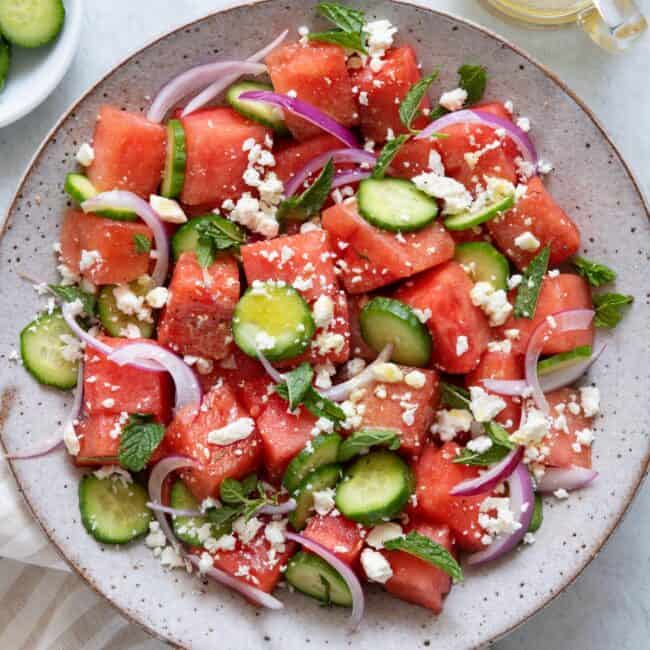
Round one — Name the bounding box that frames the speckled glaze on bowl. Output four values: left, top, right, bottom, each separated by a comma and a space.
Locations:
0, 1, 648, 648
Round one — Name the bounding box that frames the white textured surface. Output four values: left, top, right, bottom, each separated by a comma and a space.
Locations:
0, 1, 647, 649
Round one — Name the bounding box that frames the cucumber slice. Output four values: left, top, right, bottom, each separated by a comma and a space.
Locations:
161, 119, 186, 199
359, 297, 432, 367
0, 37, 10, 93
537, 345, 592, 376
444, 194, 514, 231
171, 213, 244, 261
454, 242, 510, 290
227, 81, 288, 133
78, 475, 152, 545
97, 280, 155, 339
170, 480, 232, 546
289, 464, 342, 531
64, 173, 137, 221
285, 551, 352, 606
20, 308, 79, 389
0, 0, 64, 48
283, 434, 342, 494
233, 282, 316, 362
335, 450, 412, 525
357, 178, 438, 232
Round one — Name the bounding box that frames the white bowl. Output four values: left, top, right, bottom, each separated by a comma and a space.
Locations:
0, 0, 82, 128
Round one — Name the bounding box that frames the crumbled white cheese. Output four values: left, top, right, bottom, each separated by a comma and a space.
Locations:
150, 195, 187, 224
363, 19, 397, 71
439, 88, 468, 112
207, 417, 255, 445
412, 172, 472, 215
62, 421, 80, 456
487, 339, 512, 354
479, 497, 521, 538
455, 335, 469, 357
431, 409, 473, 441
213, 534, 237, 551
579, 386, 600, 417
467, 435, 493, 454
427, 149, 445, 176
553, 488, 569, 500
469, 386, 506, 422
59, 334, 83, 362
232, 515, 263, 544
146, 286, 169, 309
470, 281, 513, 326
160, 546, 185, 569
507, 274, 523, 290
112, 285, 152, 322
510, 408, 550, 446
145, 521, 167, 549
372, 362, 404, 383
198, 551, 214, 574
76, 143, 95, 167
365, 523, 403, 549
514, 231, 540, 252
361, 548, 393, 583
312, 294, 335, 329
537, 159, 554, 175
404, 370, 426, 389
79, 249, 102, 272
120, 323, 141, 339
313, 331, 345, 356
516, 116, 531, 132
575, 427, 594, 447
314, 362, 336, 389
312, 488, 336, 516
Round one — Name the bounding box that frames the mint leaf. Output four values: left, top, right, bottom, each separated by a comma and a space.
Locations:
316, 2, 365, 33
457, 64, 487, 105
278, 158, 335, 222
371, 135, 410, 180
440, 382, 471, 409
276, 380, 345, 425
206, 504, 243, 527
194, 216, 246, 267
241, 473, 259, 497
593, 292, 633, 328
399, 70, 439, 131
384, 531, 464, 582
453, 444, 511, 467
513, 245, 551, 319
220, 477, 248, 505
118, 414, 165, 472
338, 428, 400, 462
572, 256, 616, 287
133, 233, 152, 254
483, 421, 515, 450
48, 284, 96, 317
528, 493, 543, 533
308, 29, 366, 53
279, 363, 314, 410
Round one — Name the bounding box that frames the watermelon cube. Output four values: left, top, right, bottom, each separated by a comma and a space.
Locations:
87, 105, 166, 198
389, 138, 439, 180
303, 514, 365, 567
273, 134, 344, 186
266, 42, 359, 141
180, 107, 271, 206
60, 210, 153, 285
157, 251, 240, 360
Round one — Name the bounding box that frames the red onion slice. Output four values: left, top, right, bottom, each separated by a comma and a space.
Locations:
321, 345, 393, 402
524, 309, 595, 414
536, 466, 598, 493
147, 60, 267, 123
480, 378, 528, 396
416, 109, 537, 166
187, 554, 284, 610
284, 149, 376, 197
82, 191, 169, 287
450, 446, 524, 497
285, 531, 365, 632
330, 170, 372, 190
239, 90, 359, 148
467, 463, 534, 566
255, 350, 286, 384
256, 498, 296, 516
146, 502, 202, 518
108, 342, 202, 413
181, 30, 289, 117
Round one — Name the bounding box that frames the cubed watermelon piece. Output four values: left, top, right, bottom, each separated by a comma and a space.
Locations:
303, 514, 365, 567
381, 520, 454, 613
87, 106, 166, 198
486, 177, 581, 270
83, 336, 173, 423
465, 349, 524, 432
347, 294, 376, 360
497, 274, 594, 356
255, 393, 317, 481
180, 107, 270, 206
412, 443, 487, 552
266, 42, 358, 141
389, 138, 439, 180
157, 251, 240, 360
273, 134, 344, 185
60, 210, 152, 285
542, 388, 593, 469
350, 46, 430, 143
322, 200, 455, 293
434, 122, 519, 193
166, 383, 262, 501
395, 261, 491, 374
353, 366, 440, 457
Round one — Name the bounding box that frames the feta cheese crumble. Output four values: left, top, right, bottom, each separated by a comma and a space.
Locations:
365, 522, 403, 549
455, 335, 469, 357
431, 409, 473, 441
470, 281, 513, 326
439, 87, 468, 112
469, 386, 506, 422
207, 417, 255, 445
579, 386, 600, 417
514, 231, 541, 252
361, 548, 393, 583
76, 143, 95, 167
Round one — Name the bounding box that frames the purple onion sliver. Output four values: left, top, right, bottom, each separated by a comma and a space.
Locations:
330, 170, 372, 190
536, 466, 598, 494
146, 502, 202, 518
538, 342, 606, 393
450, 446, 524, 497
239, 90, 359, 148
256, 498, 297, 516
480, 378, 528, 396
256, 349, 286, 384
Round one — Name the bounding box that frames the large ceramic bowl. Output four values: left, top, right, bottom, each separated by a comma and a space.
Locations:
1, 1, 648, 648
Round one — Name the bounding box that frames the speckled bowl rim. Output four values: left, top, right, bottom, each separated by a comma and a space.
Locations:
1, 1, 648, 648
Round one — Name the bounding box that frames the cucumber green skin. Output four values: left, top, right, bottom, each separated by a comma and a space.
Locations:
171, 214, 242, 261
285, 551, 352, 606
97, 282, 155, 339
283, 434, 342, 494
454, 242, 510, 291
444, 194, 514, 231
528, 493, 543, 533
335, 450, 413, 525
170, 480, 232, 546
0, 37, 10, 93
161, 119, 187, 199
64, 173, 137, 221
359, 296, 432, 367
232, 283, 316, 363
289, 464, 342, 531
537, 345, 592, 376
0, 0, 65, 48
20, 308, 78, 390
227, 81, 289, 133
357, 178, 438, 233
79, 475, 152, 545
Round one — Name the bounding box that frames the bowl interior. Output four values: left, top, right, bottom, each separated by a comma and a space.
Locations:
0, 1, 648, 649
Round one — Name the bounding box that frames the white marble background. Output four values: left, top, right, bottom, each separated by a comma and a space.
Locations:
0, 1, 648, 648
